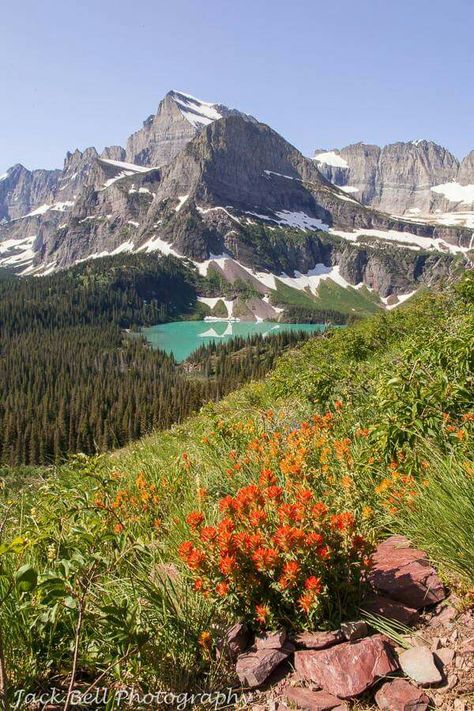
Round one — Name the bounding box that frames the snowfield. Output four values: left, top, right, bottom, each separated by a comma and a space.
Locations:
314, 151, 348, 168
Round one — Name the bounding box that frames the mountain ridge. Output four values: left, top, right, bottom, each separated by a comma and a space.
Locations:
0, 91, 471, 314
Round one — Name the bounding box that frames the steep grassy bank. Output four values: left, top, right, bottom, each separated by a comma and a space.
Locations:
0, 273, 472, 698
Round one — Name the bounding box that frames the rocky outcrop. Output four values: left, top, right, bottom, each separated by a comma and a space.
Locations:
315, 141, 474, 215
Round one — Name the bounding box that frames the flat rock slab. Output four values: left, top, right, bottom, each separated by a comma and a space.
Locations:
399, 646, 443, 685
294, 630, 345, 650
284, 687, 348, 710
375, 678, 430, 710
369, 535, 446, 609
361, 595, 420, 626
294, 633, 399, 698
236, 647, 289, 688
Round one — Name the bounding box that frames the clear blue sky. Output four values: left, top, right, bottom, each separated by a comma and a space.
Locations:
1, 0, 473, 173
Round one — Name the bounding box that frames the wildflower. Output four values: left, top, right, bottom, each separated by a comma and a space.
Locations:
311, 502, 328, 519
113, 523, 124, 534
186, 511, 205, 530
198, 631, 212, 651
216, 581, 230, 597
330, 512, 355, 531
298, 590, 316, 614
278, 560, 300, 589
197, 487, 208, 500
259, 468, 276, 485
253, 547, 279, 571
255, 604, 270, 624
304, 576, 322, 593
334, 400, 343, 410
249, 509, 267, 527
265, 485, 283, 501
200, 526, 218, 543
362, 505, 373, 519
305, 532, 324, 548
219, 554, 237, 576
194, 578, 205, 592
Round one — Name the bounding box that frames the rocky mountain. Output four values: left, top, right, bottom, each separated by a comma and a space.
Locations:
126, 90, 256, 167
0, 91, 472, 316
314, 141, 474, 220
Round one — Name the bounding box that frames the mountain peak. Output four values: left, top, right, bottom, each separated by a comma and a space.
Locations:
166, 90, 225, 128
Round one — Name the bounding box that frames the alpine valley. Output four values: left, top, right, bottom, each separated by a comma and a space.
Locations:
1, 90, 472, 320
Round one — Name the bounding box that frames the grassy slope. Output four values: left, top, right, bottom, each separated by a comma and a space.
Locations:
1, 274, 472, 694
272, 277, 382, 317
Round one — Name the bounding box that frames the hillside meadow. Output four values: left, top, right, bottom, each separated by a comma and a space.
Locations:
0, 272, 472, 702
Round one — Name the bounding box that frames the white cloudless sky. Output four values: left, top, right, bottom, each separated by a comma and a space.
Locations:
1, 0, 473, 172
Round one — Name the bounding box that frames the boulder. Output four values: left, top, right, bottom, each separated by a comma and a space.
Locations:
219, 622, 251, 660
369, 535, 446, 609
398, 646, 443, 685
375, 678, 430, 710
284, 687, 348, 710
293, 630, 345, 650
236, 648, 289, 688
361, 596, 420, 626
294, 634, 399, 698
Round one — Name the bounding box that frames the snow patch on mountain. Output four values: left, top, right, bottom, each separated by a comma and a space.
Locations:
99, 158, 151, 189
329, 226, 468, 254
0, 234, 36, 268
431, 182, 474, 205
244, 209, 329, 232
170, 91, 223, 129
175, 195, 190, 212
314, 151, 348, 168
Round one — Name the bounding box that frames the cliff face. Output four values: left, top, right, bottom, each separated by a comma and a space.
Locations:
0, 164, 61, 221
315, 141, 474, 216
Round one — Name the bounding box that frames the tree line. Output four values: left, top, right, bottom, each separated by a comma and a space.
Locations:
0, 254, 314, 466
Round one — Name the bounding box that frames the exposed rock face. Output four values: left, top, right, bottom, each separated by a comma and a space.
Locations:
125, 90, 255, 167
0, 164, 61, 221
315, 140, 474, 215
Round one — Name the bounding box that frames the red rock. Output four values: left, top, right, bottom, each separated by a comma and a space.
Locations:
294, 634, 399, 698
219, 621, 251, 660
369, 535, 446, 609
375, 678, 430, 710
284, 687, 348, 710
255, 629, 287, 649
294, 630, 345, 650
236, 648, 289, 688
361, 596, 420, 626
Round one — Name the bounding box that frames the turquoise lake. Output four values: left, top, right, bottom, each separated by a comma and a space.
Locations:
143, 321, 327, 362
